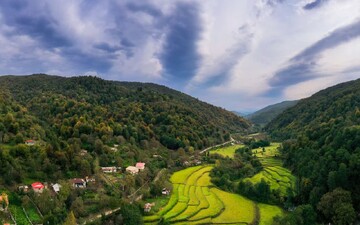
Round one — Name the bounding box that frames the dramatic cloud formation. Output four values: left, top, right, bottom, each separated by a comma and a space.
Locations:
268, 19, 360, 96
303, 0, 329, 10
0, 0, 359, 111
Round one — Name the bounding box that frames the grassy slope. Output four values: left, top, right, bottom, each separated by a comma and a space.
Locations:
258, 203, 284, 225
145, 164, 284, 224
210, 144, 244, 158
245, 143, 296, 196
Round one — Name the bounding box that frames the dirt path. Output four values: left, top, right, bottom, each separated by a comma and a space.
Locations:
81, 207, 121, 224
199, 135, 235, 154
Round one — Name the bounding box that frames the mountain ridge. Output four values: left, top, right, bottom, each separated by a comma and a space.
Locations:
247, 100, 299, 126
265, 77, 360, 224
0, 74, 250, 150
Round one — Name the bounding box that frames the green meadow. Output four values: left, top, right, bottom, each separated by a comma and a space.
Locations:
209, 144, 244, 158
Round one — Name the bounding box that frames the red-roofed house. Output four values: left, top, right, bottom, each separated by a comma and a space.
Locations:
25, 140, 35, 146
31, 182, 44, 193
135, 162, 145, 170
72, 178, 86, 188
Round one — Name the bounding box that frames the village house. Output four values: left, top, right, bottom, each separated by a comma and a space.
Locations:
85, 176, 96, 183
25, 140, 35, 146
101, 166, 117, 173
162, 188, 170, 195
126, 166, 139, 175
135, 162, 145, 170
72, 178, 86, 188
18, 185, 29, 193
51, 183, 62, 193
144, 203, 155, 212
31, 182, 44, 193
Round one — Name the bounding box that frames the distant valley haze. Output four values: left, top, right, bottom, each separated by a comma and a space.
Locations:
0, 0, 359, 111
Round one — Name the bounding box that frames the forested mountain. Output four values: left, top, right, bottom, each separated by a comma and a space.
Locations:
247, 100, 298, 126
0, 74, 250, 223
266, 78, 360, 224
0, 74, 249, 151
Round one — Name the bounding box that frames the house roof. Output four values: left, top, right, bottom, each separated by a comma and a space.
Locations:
126, 166, 139, 172
52, 183, 61, 188
31, 182, 44, 189
25, 140, 35, 143
52, 183, 61, 192
136, 162, 145, 168
72, 178, 85, 184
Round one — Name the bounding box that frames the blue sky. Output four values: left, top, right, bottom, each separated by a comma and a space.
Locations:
0, 0, 359, 111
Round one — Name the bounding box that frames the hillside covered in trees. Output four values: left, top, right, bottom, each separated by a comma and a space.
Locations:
1, 74, 249, 149
0, 74, 250, 224
247, 100, 298, 127
266, 78, 360, 224
0, 74, 249, 180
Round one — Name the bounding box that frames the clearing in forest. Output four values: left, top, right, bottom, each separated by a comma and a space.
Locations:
144, 165, 284, 224
209, 144, 244, 158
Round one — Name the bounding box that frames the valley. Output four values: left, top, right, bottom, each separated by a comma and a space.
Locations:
1, 75, 360, 225
143, 142, 291, 224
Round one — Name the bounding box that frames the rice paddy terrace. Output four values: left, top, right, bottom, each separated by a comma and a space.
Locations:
245, 143, 296, 196
144, 165, 283, 225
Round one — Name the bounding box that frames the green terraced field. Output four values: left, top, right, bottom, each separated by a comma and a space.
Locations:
245, 143, 296, 196
145, 165, 284, 224
210, 144, 244, 158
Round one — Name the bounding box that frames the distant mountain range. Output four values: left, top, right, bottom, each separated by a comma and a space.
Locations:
246, 100, 299, 126
232, 111, 254, 117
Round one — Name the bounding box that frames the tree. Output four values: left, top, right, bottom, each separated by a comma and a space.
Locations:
333, 203, 356, 225
272, 204, 316, 225
255, 179, 271, 202
120, 203, 143, 225
295, 204, 316, 225
63, 211, 77, 225
58, 180, 71, 203
318, 188, 355, 225
71, 197, 85, 217
327, 171, 337, 190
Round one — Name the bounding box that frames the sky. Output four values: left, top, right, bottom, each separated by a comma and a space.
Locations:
0, 0, 359, 111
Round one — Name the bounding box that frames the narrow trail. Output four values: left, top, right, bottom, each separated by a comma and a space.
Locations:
199, 135, 235, 155
81, 207, 121, 224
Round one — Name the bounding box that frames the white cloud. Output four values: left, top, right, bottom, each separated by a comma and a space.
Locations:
191, 0, 360, 109
0, 0, 359, 111
108, 36, 164, 81
316, 37, 360, 74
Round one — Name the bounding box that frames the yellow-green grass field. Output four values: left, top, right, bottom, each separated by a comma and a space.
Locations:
252, 142, 281, 158
258, 203, 284, 225
211, 188, 254, 224
144, 165, 284, 224
210, 144, 244, 158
